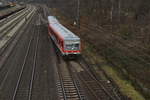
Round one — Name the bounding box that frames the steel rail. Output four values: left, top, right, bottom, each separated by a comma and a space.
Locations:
0, 8, 36, 76
77, 58, 117, 100
12, 26, 36, 100
0, 10, 31, 39
56, 58, 83, 100
0, 6, 32, 33
0, 11, 37, 94
0, 6, 28, 27
78, 74, 101, 99
28, 25, 40, 100
56, 59, 67, 100
0, 14, 37, 92
0, 8, 36, 57
67, 62, 84, 100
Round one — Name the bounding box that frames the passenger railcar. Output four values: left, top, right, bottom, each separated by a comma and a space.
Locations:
48, 16, 81, 57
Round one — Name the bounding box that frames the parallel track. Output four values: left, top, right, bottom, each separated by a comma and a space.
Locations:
0, 8, 37, 100
52, 45, 84, 100
0, 6, 27, 27
12, 23, 39, 100
0, 10, 31, 39
76, 57, 128, 100
0, 6, 32, 36
0, 6, 35, 56
0, 6, 36, 67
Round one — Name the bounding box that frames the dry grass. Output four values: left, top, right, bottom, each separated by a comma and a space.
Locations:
83, 42, 146, 100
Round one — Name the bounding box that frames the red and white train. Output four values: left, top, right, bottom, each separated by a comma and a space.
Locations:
48, 16, 81, 57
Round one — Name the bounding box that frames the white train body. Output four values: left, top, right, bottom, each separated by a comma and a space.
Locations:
48, 16, 81, 56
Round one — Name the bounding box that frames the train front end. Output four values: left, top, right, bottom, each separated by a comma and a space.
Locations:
63, 38, 81, 57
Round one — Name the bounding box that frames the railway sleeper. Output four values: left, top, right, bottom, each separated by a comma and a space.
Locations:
66, 95, 79, 98
64, 84, 74, 88
64, 90, 78, 94
63, 81, 73, 83
65, 88, 77, 92
62, 77, 72, 79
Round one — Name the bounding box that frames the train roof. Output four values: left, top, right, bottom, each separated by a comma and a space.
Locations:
48, 16, 59, 24
48, 16, 80, 40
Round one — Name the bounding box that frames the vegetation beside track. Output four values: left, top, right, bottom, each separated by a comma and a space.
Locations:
83, 42, 145, 100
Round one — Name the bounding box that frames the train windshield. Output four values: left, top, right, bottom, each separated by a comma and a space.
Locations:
65, 44, 80, 50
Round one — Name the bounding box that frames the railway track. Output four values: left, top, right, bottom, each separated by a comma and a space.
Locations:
0, 6, 36, 68
0, 5, 32, 34
50, 44, 125, 100
0, 6, 26, 20
53, 51, 125, 100
0, 11, 31, 39
12, 20, 40, 100
0, 5, 35, 47
0, 7, 37, 100
26, 7, 60, 100
0, 7, 34, 50
53, 51, 85, 100
0, 6, 27, 27
75, 57, 129, 100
